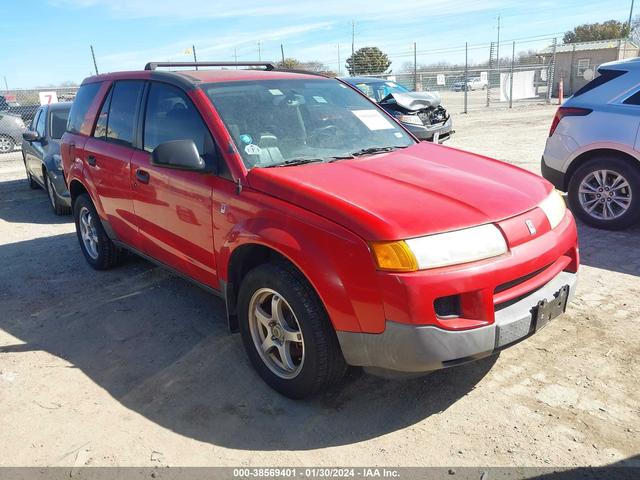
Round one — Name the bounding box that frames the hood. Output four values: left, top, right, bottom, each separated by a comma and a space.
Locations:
247, 143, 551, 241
381, 91, 441, 111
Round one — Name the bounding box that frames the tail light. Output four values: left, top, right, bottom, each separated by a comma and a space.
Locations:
549, 107, 592, 137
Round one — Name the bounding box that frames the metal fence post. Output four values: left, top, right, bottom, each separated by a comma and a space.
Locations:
413, 42, 418, 91
547, 38, 557, 103
464, 42, 468, 114
487, 42, 495, 108
509, 41, 515, 108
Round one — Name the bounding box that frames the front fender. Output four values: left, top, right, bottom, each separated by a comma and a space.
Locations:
219, 213, 387, 334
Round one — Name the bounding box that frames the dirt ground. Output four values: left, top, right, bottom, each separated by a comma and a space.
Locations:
0, 104, 638, 468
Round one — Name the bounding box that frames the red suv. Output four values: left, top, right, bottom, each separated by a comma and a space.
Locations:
62, 62, 579, 398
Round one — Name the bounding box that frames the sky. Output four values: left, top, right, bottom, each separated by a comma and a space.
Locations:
0, 0, 634, 89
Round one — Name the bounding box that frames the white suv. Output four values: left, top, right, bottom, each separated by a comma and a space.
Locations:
542, 57, 640, 230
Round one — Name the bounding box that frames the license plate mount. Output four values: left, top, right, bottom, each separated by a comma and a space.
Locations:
532, 285, 570, 331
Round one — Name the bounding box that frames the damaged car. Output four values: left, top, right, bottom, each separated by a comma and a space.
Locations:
341, 77, 453, 143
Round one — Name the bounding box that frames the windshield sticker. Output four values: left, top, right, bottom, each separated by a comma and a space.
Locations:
239, 134, 253, 144
394, 132, 403, 138
268, 89, 284, 96
313, 96, 328, 104
244, 144, 262, 155
351, 110, 395, 131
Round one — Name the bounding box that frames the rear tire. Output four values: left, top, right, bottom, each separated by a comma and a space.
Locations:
568, 155, 640, 230
238, 261, 347, 399
73, 193, 122, 270
45, 170, 71, 216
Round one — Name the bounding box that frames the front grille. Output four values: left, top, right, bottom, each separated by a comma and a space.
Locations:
494, 264, 551, 294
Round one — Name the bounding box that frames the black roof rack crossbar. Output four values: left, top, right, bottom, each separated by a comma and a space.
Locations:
145, 61, 275, 71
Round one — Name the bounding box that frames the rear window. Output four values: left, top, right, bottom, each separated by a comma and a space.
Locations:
50, 107, 70, 139
572, 69, 626, 98
67, 83, 101, 134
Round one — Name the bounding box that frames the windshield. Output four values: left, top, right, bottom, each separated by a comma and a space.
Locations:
50, 107, 71, 139
353, 80, 410, 102
203, 79, 414, 168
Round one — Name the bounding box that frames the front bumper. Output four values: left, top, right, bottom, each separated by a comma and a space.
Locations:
405, 116, 453, 143
337, 270, 577, 372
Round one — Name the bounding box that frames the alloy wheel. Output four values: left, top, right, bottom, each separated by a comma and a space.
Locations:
578, 169, 632, 220
0, 136, 12, 153
248, 288, 305, 379
79, 206, 99, 259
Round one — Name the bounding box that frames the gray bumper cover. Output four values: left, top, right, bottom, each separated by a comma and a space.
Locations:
336, 271, 577, 373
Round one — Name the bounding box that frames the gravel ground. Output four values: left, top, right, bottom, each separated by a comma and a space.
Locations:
0, 104, 638, 468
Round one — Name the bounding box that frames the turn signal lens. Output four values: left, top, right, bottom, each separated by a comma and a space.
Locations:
370, 241, 419, 272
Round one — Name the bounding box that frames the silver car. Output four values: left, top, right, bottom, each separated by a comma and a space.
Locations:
542, 57, 640, 230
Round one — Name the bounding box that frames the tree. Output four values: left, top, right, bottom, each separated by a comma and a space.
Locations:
345, 47, 391, 76
276, 58, 336, 76
563, 20, 630, 44
276, 57, 302, 69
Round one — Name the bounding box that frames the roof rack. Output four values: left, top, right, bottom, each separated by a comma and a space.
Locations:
144, 61, 275, 71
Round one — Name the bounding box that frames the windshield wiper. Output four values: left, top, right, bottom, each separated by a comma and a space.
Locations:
265, 158, 324, 167
349, 146, 408, 157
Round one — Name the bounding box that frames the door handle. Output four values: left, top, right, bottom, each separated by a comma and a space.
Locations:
87, 155, 96, 166
135, 169, 150, 184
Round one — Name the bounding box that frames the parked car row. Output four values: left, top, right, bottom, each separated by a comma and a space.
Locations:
21, 61, 578, 399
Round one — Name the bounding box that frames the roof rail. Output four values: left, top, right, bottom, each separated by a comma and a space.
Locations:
144, 61, 275, 71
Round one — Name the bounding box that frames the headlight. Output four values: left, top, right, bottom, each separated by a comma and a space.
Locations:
371, 224, 508, 272
395, 114, 423, 126
53, 154, 63, 170
539, 190, 566, 229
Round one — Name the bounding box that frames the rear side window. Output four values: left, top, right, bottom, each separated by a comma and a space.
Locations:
105, 81, 144, 147
572, 69, 626, 98
624, 90, 640, 105
67, 83, 101, 134
50, 108, 70, 139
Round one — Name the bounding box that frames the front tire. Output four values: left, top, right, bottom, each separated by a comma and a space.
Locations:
0, 135, 14, 154
45, 170, 71, 216
73, 193, 122, 269
238, 261, 347, 399
568, 155, 640, 230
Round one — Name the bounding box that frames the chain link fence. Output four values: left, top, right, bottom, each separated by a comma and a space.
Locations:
351, 39, 558, 115
0, 87, 78, 159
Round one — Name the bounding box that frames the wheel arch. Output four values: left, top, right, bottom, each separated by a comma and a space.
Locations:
69, 178, 89, 207
565, 148, 640, 190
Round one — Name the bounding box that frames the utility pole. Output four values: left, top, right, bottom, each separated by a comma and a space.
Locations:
258, 41, 262, 61
351, 20, 355, 56
234, 48, 238, 69
628, 0, 635, 34
280, 44, 285, 65
3, 76, 8, 91
192, 45, 198, 70
337, 44, 341, 76
90, 45, 99, 75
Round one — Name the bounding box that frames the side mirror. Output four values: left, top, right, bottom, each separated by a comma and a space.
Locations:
151, 140, 206, 171
22, 131, 41, 142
